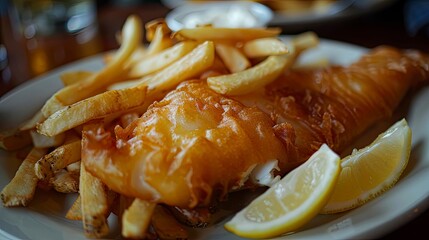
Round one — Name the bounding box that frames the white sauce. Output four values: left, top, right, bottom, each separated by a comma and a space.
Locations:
181, 6, 260, 29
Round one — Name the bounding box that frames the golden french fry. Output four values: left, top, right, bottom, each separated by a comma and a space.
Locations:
207, 32, 319, 95
115, 195, 134, 227
129, 41, 198, 78
288, 31, 320, 53
243, 37, 289, 58
128, 46, 147, 63
1, 147, 48, 207
41, 15, 142, 117
50, 169, 79, 193
105, 80, 139, 90
80, 157, 109, 238
66, 195, 82, 220
293, 57, 330, 70
110, 41, 214, 94
140, 41, 215, 93
20, 110, 46, 131
145, 20, 174, 56
103, 46, 145, 66
151, 205, 188, 239
66, 190, 116, 221
60, 71, 94, 86
207, 55, 289, 95
173, 27, 281, 42
30, 130, 66, 148
0, 129, 32, 151
35, 133, 81, 180
199, 55, 229, 79
37, 85, 147, 136
122, 198, 156, 239
122, 22, 174, 73
215, 43, 251, 73
145, 18, 171, 42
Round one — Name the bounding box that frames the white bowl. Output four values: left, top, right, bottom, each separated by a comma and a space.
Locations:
165, 1, 274, 31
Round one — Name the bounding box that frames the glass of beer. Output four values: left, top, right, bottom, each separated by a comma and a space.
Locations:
9, 0, 103, 77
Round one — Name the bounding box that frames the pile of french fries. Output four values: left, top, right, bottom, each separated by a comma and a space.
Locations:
0, 15, 320, 239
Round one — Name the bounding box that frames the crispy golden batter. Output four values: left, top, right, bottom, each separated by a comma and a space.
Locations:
237, 46, 429, 170
83, 81, 287, 208
83, 46, 429, 208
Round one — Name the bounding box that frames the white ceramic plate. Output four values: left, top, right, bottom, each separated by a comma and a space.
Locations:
1, 39, 429, 240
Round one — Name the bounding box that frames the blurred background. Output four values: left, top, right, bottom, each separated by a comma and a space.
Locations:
1, 0, 429, 96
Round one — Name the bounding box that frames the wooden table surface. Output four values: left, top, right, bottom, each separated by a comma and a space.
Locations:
1, 0, 428, 239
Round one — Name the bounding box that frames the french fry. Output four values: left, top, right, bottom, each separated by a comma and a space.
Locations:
60, 71, 94, 86
215, 43, 251, 73
293, 57, 330, 70
30, 130, 66, 148
117, 195, 134, 223
207, 55, 289, 95
1, 147, 48, 207
128, 41, 198, 78
110, 41, 215, 98
0, 129, 32, 151
139, 41, 214, 92
50, 169, 79, 193
144, 20, 174, 56
122, 198, 156, 239
151, 205, 188, 239
243, 37, 289, 58
199, 55, 229, 79
41, 15, 142, 117
37, 85, 147, 136
145, 18, 171, 42
80, 159, 110, 238
122, 19, 173, 70
20, 110, 46, 131
66, 190, 116, 221
288, 31, 320, 53
139, 41, 215, 92
104, 46, 146, 65
207, 32, 319, 95
66, 195, 82, 220
108, 40, 215, 98
34, 133, 81, 180
105, 80, 140, 90
127, 46, 147, 64
173, 27, 281, 42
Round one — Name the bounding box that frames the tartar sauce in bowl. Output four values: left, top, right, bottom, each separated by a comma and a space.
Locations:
166, 1, 274, 31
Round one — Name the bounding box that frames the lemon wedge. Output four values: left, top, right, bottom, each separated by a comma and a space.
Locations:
321, 118, 412, 214
224, 144, 341, 238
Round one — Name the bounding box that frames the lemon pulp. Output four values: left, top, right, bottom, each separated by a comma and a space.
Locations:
321, 118, 412, 214
225, 144, 340, 238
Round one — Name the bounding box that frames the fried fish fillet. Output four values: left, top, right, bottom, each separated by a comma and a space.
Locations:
237, 46, 429, 170
83, 46, 429, 208
83, 81, 288, 208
